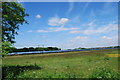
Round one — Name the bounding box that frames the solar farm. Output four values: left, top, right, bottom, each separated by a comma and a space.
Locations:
7, 47, 117, 55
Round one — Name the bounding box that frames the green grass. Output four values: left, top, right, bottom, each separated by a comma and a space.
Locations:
2, 49, 120, 78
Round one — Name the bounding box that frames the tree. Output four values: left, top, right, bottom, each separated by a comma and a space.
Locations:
2, 41, 16, 53
2, 41, 12, 56
2, 2, 29, 43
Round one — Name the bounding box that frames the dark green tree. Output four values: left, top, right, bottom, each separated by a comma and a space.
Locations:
2, 2, 29, 43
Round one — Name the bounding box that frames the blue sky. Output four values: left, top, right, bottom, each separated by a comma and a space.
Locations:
14, 2, 118, 49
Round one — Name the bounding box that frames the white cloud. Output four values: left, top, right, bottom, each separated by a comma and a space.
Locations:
69, 31, 79, 34
100, 35, 118, 46
68, 35, 118, 49
102, 35, 118, 41
49, 27, 79, 32
36, 14, 41, 19
71, 36, 88, 42
96, 23, 117, 33
81, 20, 96, 27
69, 36, 89, 48
102, 36, 112, 40
48, 16, 60, 26
58, 18, 69, 24
75, 36, 88, 40
36, 30, 48, 33
36, 27, 79, 33
69, 22, 118, 35
17, 32, 23, 35
48, 16, 69, 26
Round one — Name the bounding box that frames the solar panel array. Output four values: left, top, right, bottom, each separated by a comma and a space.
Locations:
8, 47, 117, 55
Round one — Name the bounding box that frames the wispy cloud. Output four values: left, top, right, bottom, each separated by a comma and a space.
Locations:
48, 16, 69, 26
81, 2, 90, 14
85, 19, 96, 27
66, 2, 74, 15
69, 22, 117, 35
58, 18, 69, 25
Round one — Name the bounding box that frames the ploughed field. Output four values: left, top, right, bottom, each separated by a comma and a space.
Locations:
2, 49, 120, 78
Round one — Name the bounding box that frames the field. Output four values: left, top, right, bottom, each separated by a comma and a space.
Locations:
2, 49, 120, 79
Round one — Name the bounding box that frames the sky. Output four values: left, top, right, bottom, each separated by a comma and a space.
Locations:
14, 2, 118, 49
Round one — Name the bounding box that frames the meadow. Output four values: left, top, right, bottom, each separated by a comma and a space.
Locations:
2, 49, 120, 79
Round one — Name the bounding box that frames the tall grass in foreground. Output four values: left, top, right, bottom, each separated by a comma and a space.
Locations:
3, 64, 119, 79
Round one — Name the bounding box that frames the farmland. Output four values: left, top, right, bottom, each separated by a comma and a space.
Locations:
2, 49, 120, 79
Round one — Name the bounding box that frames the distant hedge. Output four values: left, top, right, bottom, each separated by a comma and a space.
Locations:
10, 47, 61, 52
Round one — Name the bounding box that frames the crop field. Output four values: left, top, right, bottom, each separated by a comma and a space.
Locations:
2, 49, 120, 79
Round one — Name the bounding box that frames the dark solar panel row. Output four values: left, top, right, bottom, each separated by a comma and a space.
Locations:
7, 48, 118, 55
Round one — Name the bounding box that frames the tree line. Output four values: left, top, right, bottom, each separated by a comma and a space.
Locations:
4, 45, 61, 53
